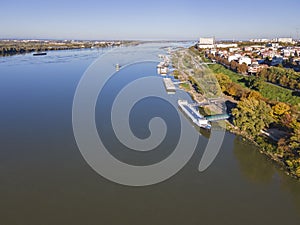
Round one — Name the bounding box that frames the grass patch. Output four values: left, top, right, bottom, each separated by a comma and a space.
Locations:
260, 83, 300, 105
208, 64, 247, 87
179, 83, 190, 91
208, 63, 300, 105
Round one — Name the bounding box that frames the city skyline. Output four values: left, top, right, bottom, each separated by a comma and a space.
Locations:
1, 0, 300, 40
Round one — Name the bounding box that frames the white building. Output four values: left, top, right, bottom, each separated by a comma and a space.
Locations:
270, 43, 279, 48
244, 46, 253, 52
248, 63, 259, 73
216, 43, 238, 48
278, 37, 293, 43
199, 37, 215, 45
228, 55, 239, 62
198, 44, 215, 49
250, 39, 270, 43
282, 49, 295, 57
239, 57, 252, 65
209, 49, 217, 55
198, 37, 215, 49
229, 47, 240, 53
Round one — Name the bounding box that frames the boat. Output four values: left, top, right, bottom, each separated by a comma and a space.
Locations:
178, 99, 211, 129
157, 61, 169, 75
33, 52, 47, 56
116, 64, 120, 71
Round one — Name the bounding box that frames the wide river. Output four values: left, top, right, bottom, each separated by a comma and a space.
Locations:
0, 43, 299, 225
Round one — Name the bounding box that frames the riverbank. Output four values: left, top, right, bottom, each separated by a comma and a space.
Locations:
171, 46, 300, 180
225, 122, 300, 178
0, 40, 139, 57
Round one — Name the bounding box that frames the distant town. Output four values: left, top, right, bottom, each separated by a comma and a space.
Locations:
197, 37, 300, 73
2, 38, 300, 74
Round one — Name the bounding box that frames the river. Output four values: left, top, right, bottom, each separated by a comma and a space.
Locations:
0, 43, 299, 225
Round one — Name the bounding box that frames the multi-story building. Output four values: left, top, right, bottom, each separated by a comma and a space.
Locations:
198, 37, 215, 49
216, 43, 238, 48
278, 37, 293, 43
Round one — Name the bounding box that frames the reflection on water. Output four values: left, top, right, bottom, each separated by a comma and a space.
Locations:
279, 173, 300, 212
233, 136, 275, 184
233, 135, 300, 212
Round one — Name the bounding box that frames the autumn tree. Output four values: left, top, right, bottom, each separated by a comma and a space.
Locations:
272, 102, 291, 121
247, 90, 262, 100
289, 122, 300, 151
230, 60, 239, 72
237, 63, 248, 74
215, 73, 232, 92
226, 83, 248, 99
232, 98, 273, 136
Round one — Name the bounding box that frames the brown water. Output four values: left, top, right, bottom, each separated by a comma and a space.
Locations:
0, 44, 299, 225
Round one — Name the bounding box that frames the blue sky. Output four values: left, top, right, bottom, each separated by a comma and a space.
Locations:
1, 0, 299, 40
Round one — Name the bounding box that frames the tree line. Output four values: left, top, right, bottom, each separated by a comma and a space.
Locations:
206, 52, 300, 91
207, 53, 249, 74
0, 41, 124, 56
257, 67, 300, 90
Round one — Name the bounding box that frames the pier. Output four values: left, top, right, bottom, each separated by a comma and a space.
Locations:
205, 113, 230, 122
163, 78, 176, 94
178, 100, 211, 129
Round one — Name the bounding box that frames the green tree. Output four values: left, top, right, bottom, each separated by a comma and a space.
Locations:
232, 98, 273, 136
246, 76, 263, 91
289, 122, 300, 151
